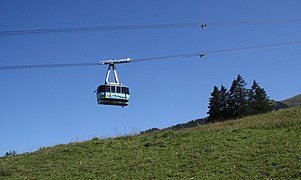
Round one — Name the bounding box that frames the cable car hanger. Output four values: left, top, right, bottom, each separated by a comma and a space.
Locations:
99, 57, 132, 65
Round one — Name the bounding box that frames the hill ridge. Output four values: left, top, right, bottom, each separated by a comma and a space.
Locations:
281, 93, 301, 107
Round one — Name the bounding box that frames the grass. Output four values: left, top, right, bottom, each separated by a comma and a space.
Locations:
0, 106, 301, 179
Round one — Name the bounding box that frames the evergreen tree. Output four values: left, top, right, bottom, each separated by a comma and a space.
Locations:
246, 80, 256, 115
207, 86, 221, 122
219, 85, 229, 120
207, 86, 230, 122
228, 74, 248, 118
4, 150, 17, 157
250, 80, 273, 114
207, 75, 273, 123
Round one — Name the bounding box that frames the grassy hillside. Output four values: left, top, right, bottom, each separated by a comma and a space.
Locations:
1, 107, 301, 179
282, 93, 301, 107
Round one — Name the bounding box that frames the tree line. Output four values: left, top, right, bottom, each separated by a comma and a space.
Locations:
207, 74, 273, 122
141, 74, 282, 133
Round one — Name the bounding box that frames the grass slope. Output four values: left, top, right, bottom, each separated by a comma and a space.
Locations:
1, 107, 301, 179
282, 93, 301, 107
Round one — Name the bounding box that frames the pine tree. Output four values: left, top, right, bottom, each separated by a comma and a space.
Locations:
207, 75, 273, 123
207, 86, 230, 122
247, 80, 258, 115
219, 85, 229, 120
228, 74, 248, 118
207, 86, 221, 122
250, 80, 273, 114
4, 150, 17, 157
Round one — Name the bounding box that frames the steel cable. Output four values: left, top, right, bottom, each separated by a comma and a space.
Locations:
1, 40, 301, 71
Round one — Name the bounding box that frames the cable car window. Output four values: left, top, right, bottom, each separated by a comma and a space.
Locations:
98, 85, 105, 92
122, 87, 129, 94
117, 86, 121, 93
122, 87, 126, 94
105, 86, 110, 92
110, 86, 115, 93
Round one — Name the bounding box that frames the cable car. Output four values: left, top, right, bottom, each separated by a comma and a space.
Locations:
96, 58, 131, 106
96, 84, 130, 106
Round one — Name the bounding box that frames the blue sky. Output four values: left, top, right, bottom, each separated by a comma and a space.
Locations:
1, 1, 301, 155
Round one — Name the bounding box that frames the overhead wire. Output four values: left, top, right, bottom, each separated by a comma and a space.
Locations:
0, 62, 99, 70
207, 18, 301, 26
132, 53, 200, 63
132, 40, 301, 63
0, 23, 199, 36
1, 40, 301, 71
205, 40, 301, 55
1, 18, 301, 37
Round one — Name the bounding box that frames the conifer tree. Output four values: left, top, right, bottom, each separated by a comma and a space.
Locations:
207, 86, 221, 122
207, 75, 273, 122
228, 74, 248, 118
250, 80, 273, 114
219, 85, 229, 120
207, 85, 230, 122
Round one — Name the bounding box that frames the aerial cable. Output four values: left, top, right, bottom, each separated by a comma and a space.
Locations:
0, 40, 301, 71
207, 18, 301, 26
1, 18, 301, 37
205, 40, 301, 55
0, 62, 99, 70
0, 23, 199, 36
132, 40, 301, 63
132, 53, 200, 63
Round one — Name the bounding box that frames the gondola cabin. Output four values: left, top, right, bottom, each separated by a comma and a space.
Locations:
97, 58, 132, 107
97, 84, 130, 106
